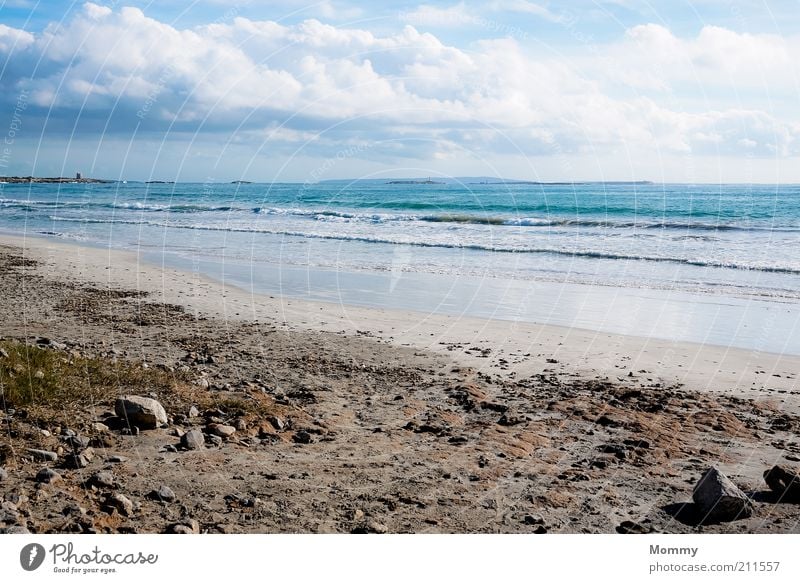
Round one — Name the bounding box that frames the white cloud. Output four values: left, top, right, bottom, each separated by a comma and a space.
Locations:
0, 3, 797, 163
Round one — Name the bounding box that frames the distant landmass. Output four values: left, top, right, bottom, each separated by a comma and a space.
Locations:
321, 177, 654, 186
0, 176, 113, 184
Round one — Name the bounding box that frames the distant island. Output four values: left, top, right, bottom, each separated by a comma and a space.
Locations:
386, 179, 444, 185
145, 180, 175, 184
0, 176, 113, 184
231, 180, 253, 184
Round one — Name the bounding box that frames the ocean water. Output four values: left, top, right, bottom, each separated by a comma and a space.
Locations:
2, 180, 799, 352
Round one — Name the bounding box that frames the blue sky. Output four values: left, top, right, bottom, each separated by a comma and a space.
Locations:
1, 1, 799, 181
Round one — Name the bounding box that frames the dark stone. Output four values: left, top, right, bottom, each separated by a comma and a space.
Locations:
764, 465, 800, 502
692, 467, 753, 522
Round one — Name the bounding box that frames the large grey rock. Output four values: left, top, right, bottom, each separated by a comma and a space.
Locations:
764, 465, 800, 502
28, 449, 58, 462
180, 429, 205, 450
692, 467, 753, 522
115, 396, 167, 429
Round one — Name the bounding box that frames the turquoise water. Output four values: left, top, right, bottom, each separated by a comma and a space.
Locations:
2, 180, 799, 289
1, 180, 799, 352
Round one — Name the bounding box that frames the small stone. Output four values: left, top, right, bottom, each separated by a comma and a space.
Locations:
523, 514, 544, 525
149, 485, 177, 503
66, 447, 95, 469
764, 465, 800, 502
367, 520, 388, 534
167, 519, 199, 534
293, 430, 313, 444
27, 449, 58, 462
616, 520, 652, 534
114, 395, 168, 429
0, 468, 7, 482
89, 471, 115, 489
2, 526, 30, 534
267, 416, 285, 431
196, 378, 210, 389
107, 455, 129, 463
180, 429, 205, 450
207, 435, 223, 447
692, 467, 753, 522
36, 468, 62, 484
188, 406, 200, 418
160, 444, 178, 453
34, 370, 45, 379
234, 418, 248, 431
40, 429, 51, 437
208, 423, 236, 438
63, 435, 91, 451
92, 423, 109, 433
105, 493, 134, 516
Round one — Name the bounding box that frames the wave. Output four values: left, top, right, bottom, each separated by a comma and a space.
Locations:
46, 215, 800, 275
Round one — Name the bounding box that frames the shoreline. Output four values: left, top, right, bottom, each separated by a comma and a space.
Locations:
1, 231, 798, 410
1, 231, 800, 533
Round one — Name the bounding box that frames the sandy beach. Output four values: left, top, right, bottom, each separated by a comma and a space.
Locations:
1, 232, 800, 533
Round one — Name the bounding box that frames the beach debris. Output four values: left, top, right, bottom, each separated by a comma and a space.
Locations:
115, 395, 167, 429
27, 449, 58, 462
764, 465, 800, 502
180, 429, 205, 450
104, 493, 134, 516
36, 468, 62, 484
148, 485, 177, 503
88, 471, 115, 489
692, 467, 753, 522
207, 423, 236, 438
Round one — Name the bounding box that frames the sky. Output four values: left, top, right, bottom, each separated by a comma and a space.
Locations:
1, 1, 799, 182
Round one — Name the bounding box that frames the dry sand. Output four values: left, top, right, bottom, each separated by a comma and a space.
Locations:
1, 232, 799, 533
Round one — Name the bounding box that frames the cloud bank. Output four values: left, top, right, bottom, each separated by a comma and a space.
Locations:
0, 3, 798, 179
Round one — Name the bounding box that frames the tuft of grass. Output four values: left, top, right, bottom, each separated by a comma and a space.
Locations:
0, 339, 182, 411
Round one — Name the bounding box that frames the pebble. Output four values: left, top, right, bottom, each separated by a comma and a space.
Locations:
27, 449, 58, 462
293, 430, 313, 444
188, 406, 200, 418
107, 455, 129, 463
105, 493, 134, 516
267, 416, 285, 431
208, 423, 236, 438
149, 485, 177, 503
36, 468, 62, 484
180, 429, 205, 450
89, 471, 115, 489
167, 519, 199, 534
115, 395, 168, 429
208, 435, 223, 447
2, 526, 30, 534
0, 467, 7, 482
92, 423, 109, 433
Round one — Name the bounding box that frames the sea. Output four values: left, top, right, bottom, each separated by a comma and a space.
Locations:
1, 180, 799, 354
